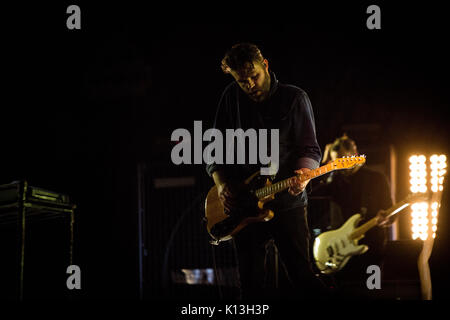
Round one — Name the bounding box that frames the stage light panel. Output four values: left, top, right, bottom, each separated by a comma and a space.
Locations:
409, 154, 446, 240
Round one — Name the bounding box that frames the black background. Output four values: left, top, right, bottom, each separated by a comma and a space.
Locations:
2, 2, 449, 301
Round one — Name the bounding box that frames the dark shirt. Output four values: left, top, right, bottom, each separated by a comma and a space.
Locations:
314, 167, 393, 224
206, 72, 322, 212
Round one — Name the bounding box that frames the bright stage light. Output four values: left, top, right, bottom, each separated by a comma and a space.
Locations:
410, 154, 446, 240
409, 155, 418, 163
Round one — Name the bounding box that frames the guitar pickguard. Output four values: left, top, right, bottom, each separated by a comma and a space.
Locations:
313, 214, 369, 274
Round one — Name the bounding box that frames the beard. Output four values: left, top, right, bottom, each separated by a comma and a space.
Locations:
248, 71, 271, 102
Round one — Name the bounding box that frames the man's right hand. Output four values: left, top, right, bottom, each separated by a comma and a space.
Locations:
212, 171, 257, 216
213, 171, 238, 214
217, 183, 239, 214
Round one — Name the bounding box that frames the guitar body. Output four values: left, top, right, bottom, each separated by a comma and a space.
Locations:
313, 214, 369, 274
312, 192, 429, 274
205, 172, 274, 242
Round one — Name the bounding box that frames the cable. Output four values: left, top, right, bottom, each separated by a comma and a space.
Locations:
211, 243, 223, 300
161, 191, 207, 296
231, 238, 242, 300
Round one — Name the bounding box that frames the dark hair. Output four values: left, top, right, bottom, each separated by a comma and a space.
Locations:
332, 134, 356, 152
221, 43, 264, 74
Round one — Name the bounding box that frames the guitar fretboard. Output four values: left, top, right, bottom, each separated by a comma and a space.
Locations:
254, 163, 334, 199
349, 194, 426, 241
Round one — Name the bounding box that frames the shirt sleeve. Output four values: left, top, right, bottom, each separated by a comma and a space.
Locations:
292, 90, 322, 170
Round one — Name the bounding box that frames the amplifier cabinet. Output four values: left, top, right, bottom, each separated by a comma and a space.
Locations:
0, 181, 75, 300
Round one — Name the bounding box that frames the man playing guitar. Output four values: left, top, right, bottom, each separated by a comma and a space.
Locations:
311, 134, 394, 297
206, 43, 326, 299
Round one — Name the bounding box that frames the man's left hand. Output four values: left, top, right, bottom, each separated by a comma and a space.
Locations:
376, 209, 395, 227
289, 168, 311, 196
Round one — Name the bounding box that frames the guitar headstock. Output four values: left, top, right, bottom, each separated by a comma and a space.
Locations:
331, 155, 366, 170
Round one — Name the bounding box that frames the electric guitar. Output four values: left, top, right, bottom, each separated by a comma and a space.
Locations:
204, 155, 366, 244
313, 192, 431, 274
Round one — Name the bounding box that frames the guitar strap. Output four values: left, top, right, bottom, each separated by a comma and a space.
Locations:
359, 171, 371, 221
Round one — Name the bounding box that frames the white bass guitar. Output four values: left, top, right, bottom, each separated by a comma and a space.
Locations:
313, 192, 430, 274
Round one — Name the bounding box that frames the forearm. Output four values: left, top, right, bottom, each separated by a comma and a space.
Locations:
212, 170, 228, 187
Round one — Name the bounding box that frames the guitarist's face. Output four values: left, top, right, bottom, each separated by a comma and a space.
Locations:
337, 140, 358, 158
231, 59, 271, 102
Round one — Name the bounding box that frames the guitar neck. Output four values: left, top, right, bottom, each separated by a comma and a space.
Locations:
254, 163, 335, 199
349, 197, 415, 241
